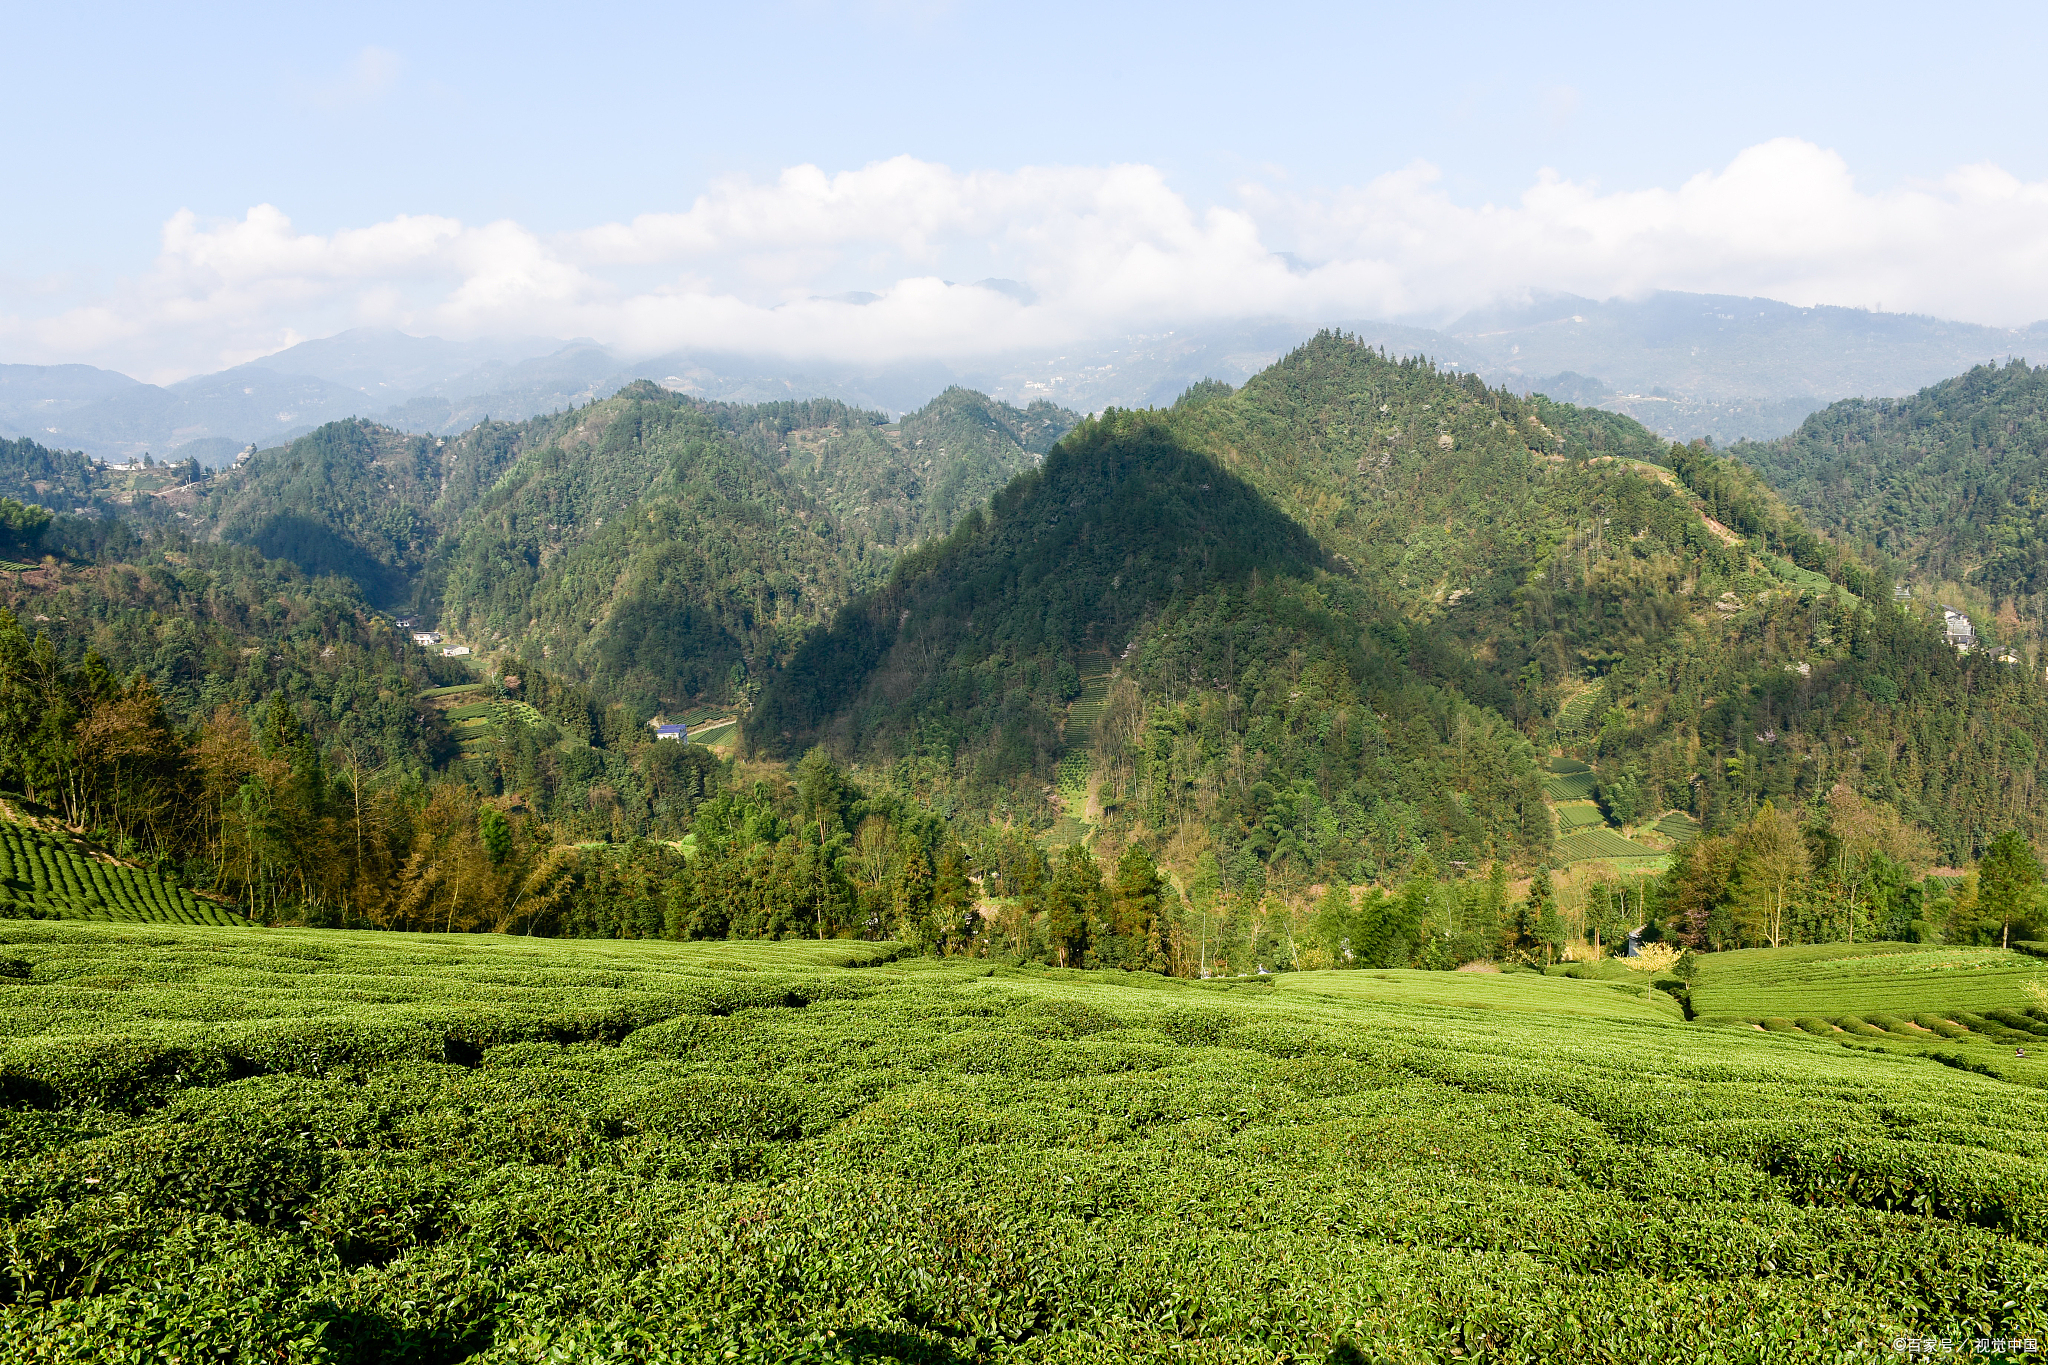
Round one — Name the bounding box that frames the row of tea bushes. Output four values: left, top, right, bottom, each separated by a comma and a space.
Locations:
0, 926, 2044, 1361
0, 821, 242, 927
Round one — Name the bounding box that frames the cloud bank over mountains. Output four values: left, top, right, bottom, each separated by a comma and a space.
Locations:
11, 138, 2048, 383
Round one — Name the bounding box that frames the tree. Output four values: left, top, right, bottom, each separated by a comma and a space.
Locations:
1045, 844, 1104, 968
890, 837, 935, 949
1252, 894, 1295, 972
1517, 865, 1559, 964
1108, 843, 1165, 971
1738, 801, 1806, 949
1825, 784, 1931, 942
794, 746, 853, 843
1310, 881, 1354, 967
1976, 830, 2041, 950
73, 676, 191, 858
480, 808, 513, 866
932, 844, 974, 953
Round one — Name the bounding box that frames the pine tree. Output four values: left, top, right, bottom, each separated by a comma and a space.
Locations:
1110, 843, 1165, 971
932, 844, 974, 953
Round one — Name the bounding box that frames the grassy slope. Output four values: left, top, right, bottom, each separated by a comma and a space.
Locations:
2, 924, 2045, 1360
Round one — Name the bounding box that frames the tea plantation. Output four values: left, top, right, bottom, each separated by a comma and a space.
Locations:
0, 822, 242, 927
3, 925, 2046, 1363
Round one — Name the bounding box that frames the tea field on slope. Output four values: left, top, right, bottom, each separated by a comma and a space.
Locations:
1276, 965, 1684, 1023
2, 925, 2045, 1363
1688, 942, 2048, 1086
1691, 943, 2048, 1024
0, 818, 243, 927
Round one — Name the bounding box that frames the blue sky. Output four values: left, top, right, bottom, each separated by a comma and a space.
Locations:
8, 1, 2048, 378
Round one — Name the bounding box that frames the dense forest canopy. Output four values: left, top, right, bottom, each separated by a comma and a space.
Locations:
1732, 359, 2048, 626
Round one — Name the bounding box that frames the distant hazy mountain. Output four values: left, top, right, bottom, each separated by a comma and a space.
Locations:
1443, 292, 2047, 398
1439, 291, 2048, 444
6, 294, 2044, 460
239, 327, 567, 395
0, 329, 576, 463
0, 362, 149, 441
6, 365, 369, 462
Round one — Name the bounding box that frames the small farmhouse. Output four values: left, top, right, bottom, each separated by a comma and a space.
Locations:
654, 723, 688, 741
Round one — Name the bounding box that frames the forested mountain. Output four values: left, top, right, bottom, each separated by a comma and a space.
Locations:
1731, 360, 2048, 626
695, 386, 1077, 549
751, 404, 1556, 888
0, 435, 204, 523
436, 386, 867, 716
201, 417, 534, 608
759, 335, 2048, 898
182, 385, 1078, 717
1, 534, 460, 770
5, 331, 2046, 961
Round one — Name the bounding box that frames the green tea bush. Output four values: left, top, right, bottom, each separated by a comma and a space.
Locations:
1, 924, 2045, 1361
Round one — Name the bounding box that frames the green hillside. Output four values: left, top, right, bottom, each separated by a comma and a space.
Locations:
202, 417, 533, 608
751, 400, 1556, 868
0, 537, 464, 770
0, 434, 206, 524
437, 385, 869, 715
194, 387, 1075, 718
1731, 359, 2048, 608
758, 334, 2048, 888
715, 387, 1078, 549
4, 922, 2045, 1358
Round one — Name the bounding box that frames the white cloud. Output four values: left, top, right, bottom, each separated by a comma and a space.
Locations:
7, 138, 2048, 381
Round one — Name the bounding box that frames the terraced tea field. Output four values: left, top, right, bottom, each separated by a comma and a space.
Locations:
687, 717, 737, 748
1557, 826, 1666, 867
1552, 691, 1603, 739
1541, 756, 1598, 801
1278, 963, 1682, 1022
1552, 799, 1607, 832
1050, 663, 1113, 834
1692, 942, 2048, 1021
1689, 942, 2048, 1086
1, 924, 2043, 1361
0, 819, 242, 926
1653, 810, 1703, 842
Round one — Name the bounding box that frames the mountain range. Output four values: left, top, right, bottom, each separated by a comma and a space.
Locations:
8, 293, 2045, 464
5, 327, 2048, 912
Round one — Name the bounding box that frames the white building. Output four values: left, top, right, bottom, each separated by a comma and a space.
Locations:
412, 631, 441, 646
442, 645, 471, 658
1942, 608, 1975, 651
